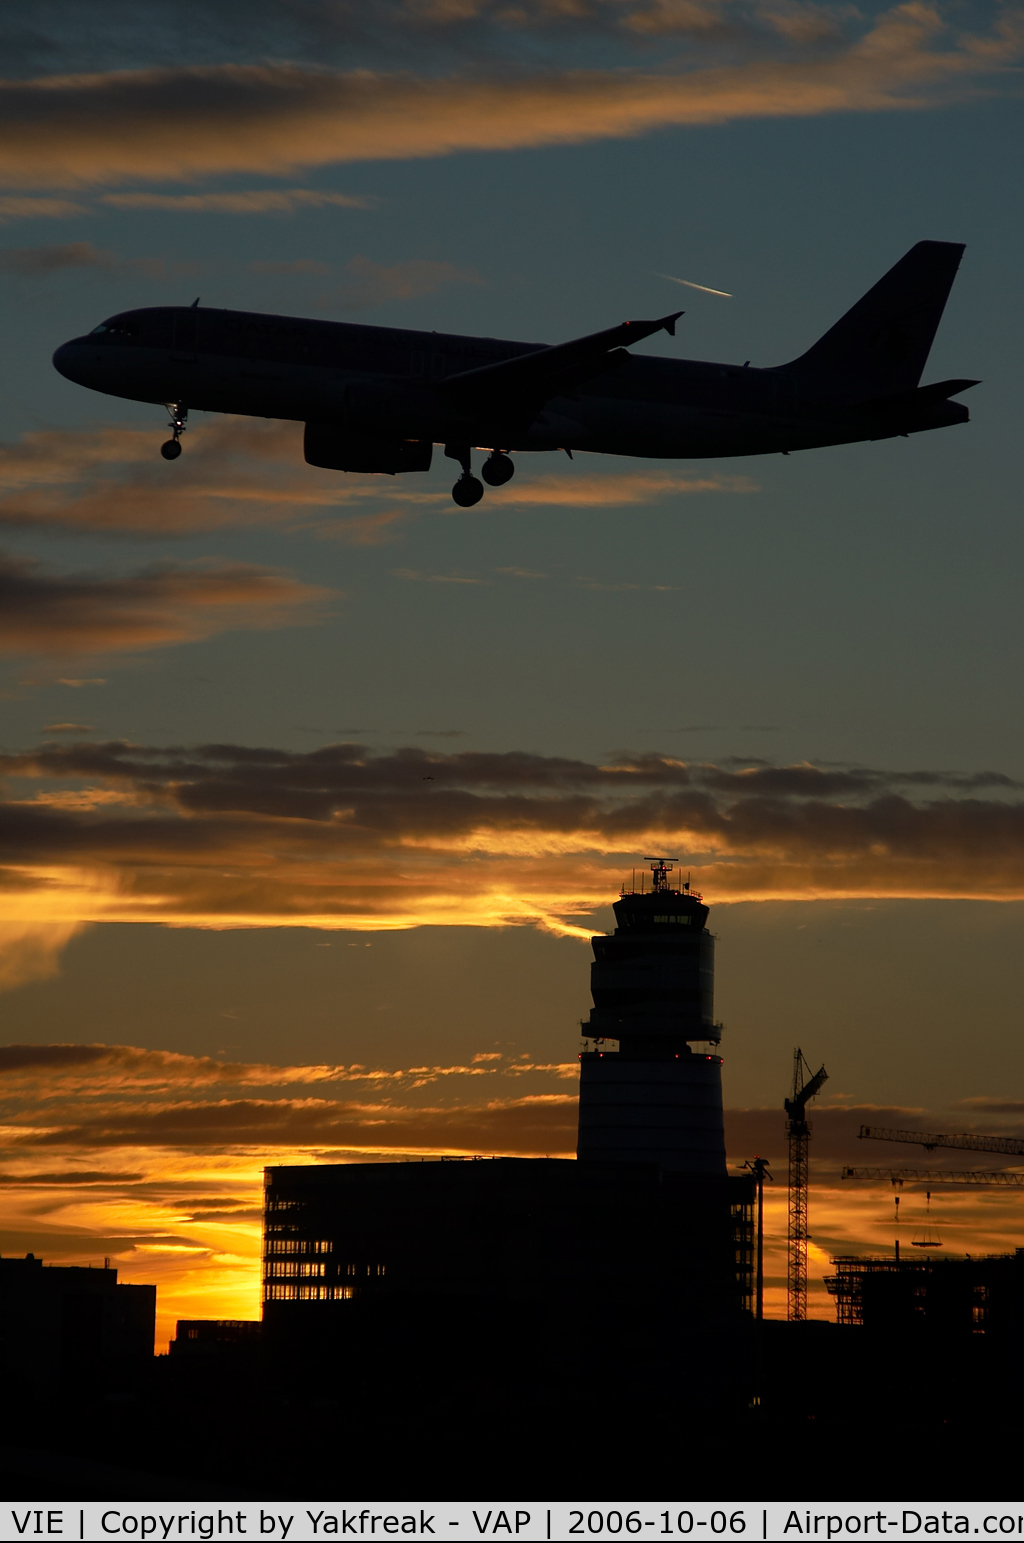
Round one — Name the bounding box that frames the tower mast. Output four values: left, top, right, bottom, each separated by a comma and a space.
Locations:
784, 1048, 828, 1322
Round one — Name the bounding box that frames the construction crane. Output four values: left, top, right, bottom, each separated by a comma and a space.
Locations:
785, 1048, 828, 1322
859, 1125, 1024, 1156
842, 1166, 1024, 1186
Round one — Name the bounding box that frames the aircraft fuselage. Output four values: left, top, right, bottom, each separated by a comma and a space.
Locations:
52, 303, 970, 465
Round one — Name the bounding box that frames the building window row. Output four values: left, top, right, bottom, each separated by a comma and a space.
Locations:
265, 1237, 334, 1256
263, 1284, 355, 1302
266, 1261, 326, 1279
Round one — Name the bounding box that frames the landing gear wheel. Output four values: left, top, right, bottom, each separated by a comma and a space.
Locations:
452, 474, 484, 508
481, 453, 514, 487
161, 401, 188, 460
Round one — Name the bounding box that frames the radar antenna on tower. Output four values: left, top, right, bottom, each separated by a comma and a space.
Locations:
642, 857, 680, 892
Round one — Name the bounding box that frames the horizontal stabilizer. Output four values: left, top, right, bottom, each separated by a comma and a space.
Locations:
846, 377, 979, 415
781, 241, 966, 401
442, 311, 683, 415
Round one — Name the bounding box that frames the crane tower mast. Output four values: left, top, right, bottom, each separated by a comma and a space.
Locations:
785, 1048, 828, 1321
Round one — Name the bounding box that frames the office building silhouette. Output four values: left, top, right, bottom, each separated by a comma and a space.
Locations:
260, 867, 753, 1382
0, 1253, 155, 1396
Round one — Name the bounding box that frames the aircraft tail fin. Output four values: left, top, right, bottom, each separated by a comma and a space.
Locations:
780, 241, 965, 400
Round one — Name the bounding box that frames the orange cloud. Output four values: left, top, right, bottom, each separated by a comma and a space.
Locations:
502, 470, 758, 505
7, 1092, 580, 1153
322, 254, 484, 308
0, 552, 333, 656
0, 241, 202, 282
0, 240, 116, 275
0, 920, 88, 991
0, 421, 333, 536
0, 421, 756, 537
0, 8, 1018, 189
0, 195, 89, 221
0, 1041, 578, 1094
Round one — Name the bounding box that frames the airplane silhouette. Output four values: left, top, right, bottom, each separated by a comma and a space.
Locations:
53, 241, 975, 508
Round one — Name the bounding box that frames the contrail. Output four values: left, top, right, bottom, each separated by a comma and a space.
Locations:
657, 273, 733, 297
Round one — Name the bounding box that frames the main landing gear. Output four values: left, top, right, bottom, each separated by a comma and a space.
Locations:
160, 402, 187, 460
445, 445, 515, 505
481, 452, 514, 487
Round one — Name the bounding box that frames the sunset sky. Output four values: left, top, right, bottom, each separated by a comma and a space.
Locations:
1, 0, 1023, 1345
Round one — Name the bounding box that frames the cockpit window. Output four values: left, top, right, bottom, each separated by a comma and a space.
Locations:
90, 320, 138, 337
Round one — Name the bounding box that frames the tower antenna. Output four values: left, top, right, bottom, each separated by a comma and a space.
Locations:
642, 857, 680, 893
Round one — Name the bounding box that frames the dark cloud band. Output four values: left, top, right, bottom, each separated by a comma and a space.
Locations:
0, 741, 1023, 925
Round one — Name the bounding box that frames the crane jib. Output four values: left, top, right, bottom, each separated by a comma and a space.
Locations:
859, 1124, 1024, 1157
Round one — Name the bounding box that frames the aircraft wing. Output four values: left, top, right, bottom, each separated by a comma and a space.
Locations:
440, 311, 683, 418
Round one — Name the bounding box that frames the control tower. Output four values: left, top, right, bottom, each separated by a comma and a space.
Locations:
577, 859, 726, 1174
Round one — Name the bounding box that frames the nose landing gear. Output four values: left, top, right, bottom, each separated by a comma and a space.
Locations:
445, 443, 484, 507
160, 403, 188, 460
481, 451, 514, 487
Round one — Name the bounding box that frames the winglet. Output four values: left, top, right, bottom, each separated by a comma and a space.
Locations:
622, 310, 683, 339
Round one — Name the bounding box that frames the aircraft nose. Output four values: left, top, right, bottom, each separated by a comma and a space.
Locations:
52, 341, 79, 381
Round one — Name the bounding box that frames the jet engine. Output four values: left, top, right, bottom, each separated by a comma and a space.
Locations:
303, 422, 433, 474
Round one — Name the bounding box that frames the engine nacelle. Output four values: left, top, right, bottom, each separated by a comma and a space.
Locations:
303, 422, 433, 475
